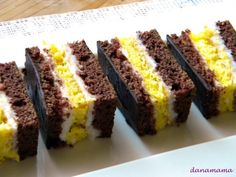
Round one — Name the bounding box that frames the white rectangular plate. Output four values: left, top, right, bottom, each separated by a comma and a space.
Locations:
0, 1, 236, 177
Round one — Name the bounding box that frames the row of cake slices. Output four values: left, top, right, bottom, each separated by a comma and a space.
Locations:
0, 20, 235, 163
25, 41, 117, 149
0, 41, 117, 164
167, 20, 236, 118
98, 20, 236, 134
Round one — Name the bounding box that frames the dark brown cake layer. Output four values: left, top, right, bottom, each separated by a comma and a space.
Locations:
138, 29, 195, 123
0, 62, 38, 160
217, 20, 236, 61
97, 40, 156, 135
217, 20, 236, 110
25, 47, 69, 148
167, 32, 221, 118
68, 40, 117, 137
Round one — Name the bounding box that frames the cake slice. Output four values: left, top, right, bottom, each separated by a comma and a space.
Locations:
25, 40, 117, 148
0, 62, 38, 163
167, 20, 236, 118
97, 29, 195, 135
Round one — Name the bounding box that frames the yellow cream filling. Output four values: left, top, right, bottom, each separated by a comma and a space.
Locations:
0, 107, 19, 163
49, 44, 94, 145
190, 26, 236, 112
117, 37, 171, 130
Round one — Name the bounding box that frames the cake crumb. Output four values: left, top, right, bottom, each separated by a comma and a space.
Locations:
0, 83, 5, 91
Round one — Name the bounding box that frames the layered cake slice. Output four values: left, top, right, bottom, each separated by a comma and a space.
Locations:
167, 20, 236, 118
0, 62, 38, 163
25, 40, 117, 148
97, 29, 195, 135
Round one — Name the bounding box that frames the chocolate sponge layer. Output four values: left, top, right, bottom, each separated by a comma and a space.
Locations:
97, 40, 156, 135
69, 40, 117, 137
25, 47, 69, 148
217, 20, 236, 61
217, 20, 236, 110
138, 29, 195, 123
0, 62, 38, 160
167, 31, 221, 118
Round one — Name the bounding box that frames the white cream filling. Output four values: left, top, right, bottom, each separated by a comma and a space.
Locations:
86, 103, 101, 139
168, 92, 178, 121
214, 25, 236, 82
190, 24, 236, 111
0, 91, 18, 149
65, 45, 97, 101
58, 45, 100, 140
59, 113, 72, 141
136, 39, 158, 69
136, 36, 177, 122
40, 48, 74, 141
191, 24, 236, 87
120, 36, 177, 124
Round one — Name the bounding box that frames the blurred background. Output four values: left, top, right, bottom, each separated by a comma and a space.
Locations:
0, 0, 144, 21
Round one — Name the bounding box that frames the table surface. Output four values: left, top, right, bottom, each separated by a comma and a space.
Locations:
0, 0, 144, 21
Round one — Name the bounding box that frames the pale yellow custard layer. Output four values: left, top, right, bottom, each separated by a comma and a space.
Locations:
190, 26, 236, 112
0, 93, 19, 163
49, 44, 95, 145
117, 37, 172, 130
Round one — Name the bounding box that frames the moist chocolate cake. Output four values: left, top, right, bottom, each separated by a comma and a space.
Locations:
0, 62, 38, 163
167, 20, 236, 118
97, 29, 195, 135
217, 21, 236, 60
25, 40, 117, 148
